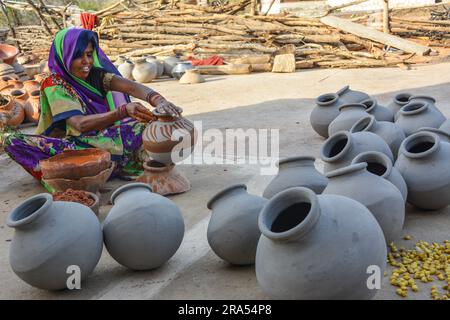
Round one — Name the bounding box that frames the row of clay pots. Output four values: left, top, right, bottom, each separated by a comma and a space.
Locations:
116, 55, 199, 83
321, 128, 450, 210
310, 86, 447, 139
207, 180, 387, 299
116, 56, 164, 82
7, 182, 185, 290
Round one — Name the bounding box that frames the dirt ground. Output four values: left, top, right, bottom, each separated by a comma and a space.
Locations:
1, 61, 450, 299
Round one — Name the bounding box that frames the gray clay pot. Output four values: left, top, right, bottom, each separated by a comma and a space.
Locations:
395, 131, 450, 210
439, 119, 450, 134
328, 103, 368, 136
255, 187, 386, 299
103, 183, 185, 270
162, 56, 181, 77
408, 95, 445, 119
310, 85, 370, 138
263, 156, 328, 199
387, 93, 412, 119
146, 55, 164, 78
207, 184, 267, 265
418, 127, 450, 143
361, 98, 394, 122
7, 193, 103, 290
395, 101, 446, 136
351, 151, 407, 203
351, 115, 405, 158
320, 131, 393, 173
324, 163, 405, 243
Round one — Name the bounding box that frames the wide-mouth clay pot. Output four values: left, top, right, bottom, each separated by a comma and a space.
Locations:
0, 44, 19, 64
40, 149, 111, 180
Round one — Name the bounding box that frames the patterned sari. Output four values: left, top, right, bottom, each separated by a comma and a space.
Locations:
2, 28, 146, 191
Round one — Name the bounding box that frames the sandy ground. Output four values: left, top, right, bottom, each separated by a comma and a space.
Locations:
1, 62, 450, 300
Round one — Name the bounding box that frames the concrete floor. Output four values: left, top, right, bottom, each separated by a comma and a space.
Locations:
1, 62, 450, 299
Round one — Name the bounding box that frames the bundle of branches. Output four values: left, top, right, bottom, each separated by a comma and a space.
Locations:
6, 0, 432, 70
93, 0, 421, 70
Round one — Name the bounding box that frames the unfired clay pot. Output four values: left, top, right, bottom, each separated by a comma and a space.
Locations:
324, 163, 405, 243
320, 131, 393, 173
395, 131, 450, 210
328, 103, 368, 136
387, 93, 411, 119
161, 56, 181, 77
117, 60, 134, 80
439, 119, 450, 134
132, 58, 157, 83
142, 109, 197, 165
255, 187, 386, 299
146, 56, 164, 78
351, 151, 407, 202
362, 98, 394, 122
408, 95, 445, 119
263, 156, 328, 199
350, 115, 405, 158
7, 193, 103, 290
310, 85, 370, 138
103, 183, 185, 270
395, 101, 446, 136
207, 184, 267, 265
418, 127, 450, 143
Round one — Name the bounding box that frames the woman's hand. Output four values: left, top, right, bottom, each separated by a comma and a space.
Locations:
154, 96, 182, 118
125, 102, 155, 123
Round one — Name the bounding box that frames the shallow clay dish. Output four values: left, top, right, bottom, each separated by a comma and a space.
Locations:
40, 149, 111, 180
43, 163, 114, 194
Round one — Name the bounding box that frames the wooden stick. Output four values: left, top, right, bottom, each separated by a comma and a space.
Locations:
0, 1, 21, 51
37, 0, 61, 30
320, 16, 431, 55
25, 0, 53, 35
382, 0, 390, 34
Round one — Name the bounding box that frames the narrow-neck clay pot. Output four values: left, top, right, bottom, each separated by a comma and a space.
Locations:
350, 115, 405, 158
394, 131, 450, 210
132, 58, 158, 83
255, 187, 386, 299
207, 184, 267, 265
439, 119, 450, 135
309, 85, 370, 138
263, 156, 328, 199
395, 101, 446, 136
117, 60, 134, 80
321, 131, 393, 173
418, 127, 450, 143
361, 98, 394, 122
103, 183, 185, 270
7, 193, 103, 290
324, 163, 404, 243
351, 151, 407, 202
387, 93, 411, 119
328, 103, 368, 136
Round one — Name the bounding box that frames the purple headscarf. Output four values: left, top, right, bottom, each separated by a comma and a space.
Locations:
47, 28, 129, 115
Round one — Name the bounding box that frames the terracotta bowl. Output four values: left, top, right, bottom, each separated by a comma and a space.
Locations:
43, 163, 115, 194
0, 44, 19, 64
40, 149, 111, 180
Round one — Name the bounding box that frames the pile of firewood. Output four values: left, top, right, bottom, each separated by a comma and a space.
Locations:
4, 0, 448, 71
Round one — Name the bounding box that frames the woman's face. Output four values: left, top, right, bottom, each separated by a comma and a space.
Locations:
70, 42, 94, 80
